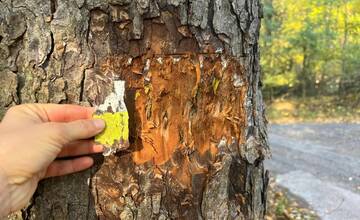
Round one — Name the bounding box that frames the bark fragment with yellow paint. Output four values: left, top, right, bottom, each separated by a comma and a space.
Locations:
93, 80, 129, 156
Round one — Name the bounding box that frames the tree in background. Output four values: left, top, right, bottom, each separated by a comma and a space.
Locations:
261, 0, 360, 100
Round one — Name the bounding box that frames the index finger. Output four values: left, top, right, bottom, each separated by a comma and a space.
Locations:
40, 104, 95, 122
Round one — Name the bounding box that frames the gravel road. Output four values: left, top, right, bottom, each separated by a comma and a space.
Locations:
265, 123, 360, 220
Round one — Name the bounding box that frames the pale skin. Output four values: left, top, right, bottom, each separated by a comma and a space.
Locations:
0, 104, 105, 217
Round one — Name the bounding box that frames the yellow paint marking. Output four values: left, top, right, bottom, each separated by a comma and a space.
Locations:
93, 111, 129, 147
212, 78, 220, 94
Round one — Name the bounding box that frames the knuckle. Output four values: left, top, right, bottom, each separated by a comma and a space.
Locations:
6, 104, 35, 116
46, 122, 66, 141
6, 105, 21, 115
77, 120, 95, 133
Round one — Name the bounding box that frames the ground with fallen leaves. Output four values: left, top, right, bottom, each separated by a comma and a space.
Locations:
266, 176, 319, 220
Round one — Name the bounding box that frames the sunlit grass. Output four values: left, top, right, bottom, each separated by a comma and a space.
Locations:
266, 95, 360, 123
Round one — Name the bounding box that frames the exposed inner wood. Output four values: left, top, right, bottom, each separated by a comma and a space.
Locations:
90, 54, 246, 177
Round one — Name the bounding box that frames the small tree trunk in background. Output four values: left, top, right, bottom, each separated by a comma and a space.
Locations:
0, 0, 269, 219
338, 0, 349, 96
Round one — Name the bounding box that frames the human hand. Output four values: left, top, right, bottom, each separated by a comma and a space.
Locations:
0, 104, 105, 216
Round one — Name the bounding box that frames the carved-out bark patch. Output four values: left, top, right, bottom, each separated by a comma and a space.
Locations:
85, 54, 249, 218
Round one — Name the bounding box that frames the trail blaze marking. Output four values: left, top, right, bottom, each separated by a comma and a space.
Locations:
93, 80, 129, 156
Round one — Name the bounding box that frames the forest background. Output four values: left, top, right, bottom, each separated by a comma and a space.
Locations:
261, 0, 360, 123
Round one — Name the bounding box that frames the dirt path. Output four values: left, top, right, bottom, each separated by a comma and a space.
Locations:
265, 123, 360, 220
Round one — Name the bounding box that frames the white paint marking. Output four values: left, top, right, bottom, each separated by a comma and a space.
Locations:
97, 80, 127, 112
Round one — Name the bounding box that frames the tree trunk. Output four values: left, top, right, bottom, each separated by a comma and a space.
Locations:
0, 0, 269, 219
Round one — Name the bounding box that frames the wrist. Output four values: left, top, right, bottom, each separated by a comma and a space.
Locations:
0, 165, 11, 218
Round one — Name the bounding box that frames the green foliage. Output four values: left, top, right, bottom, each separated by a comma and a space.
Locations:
275, 197, 287, 216
261, 0, 360, 99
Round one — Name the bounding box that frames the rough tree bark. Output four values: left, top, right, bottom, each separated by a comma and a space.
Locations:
0, 0, 269, 219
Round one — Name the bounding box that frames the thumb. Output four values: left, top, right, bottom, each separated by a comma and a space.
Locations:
44, 119, 105, 145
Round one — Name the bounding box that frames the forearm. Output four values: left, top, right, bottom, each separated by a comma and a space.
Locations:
0, 166, 11, 218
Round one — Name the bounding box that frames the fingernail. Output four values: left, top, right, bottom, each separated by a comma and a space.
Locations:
93, 119, 105, 130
